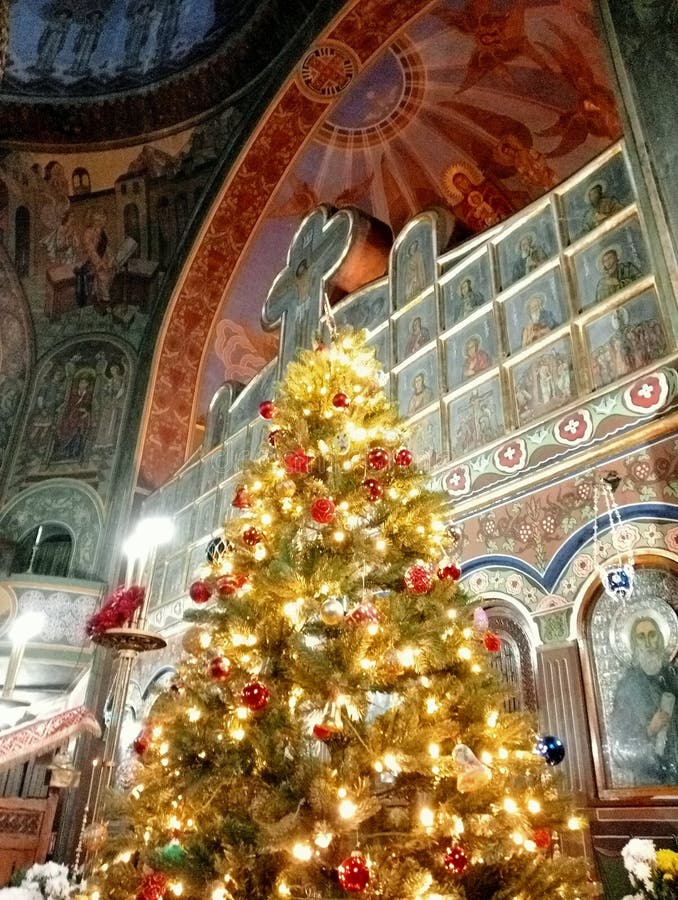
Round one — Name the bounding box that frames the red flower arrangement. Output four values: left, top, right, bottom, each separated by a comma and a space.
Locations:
86, 584, 145, 637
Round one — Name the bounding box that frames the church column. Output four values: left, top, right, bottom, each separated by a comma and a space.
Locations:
536, 641, 596, 861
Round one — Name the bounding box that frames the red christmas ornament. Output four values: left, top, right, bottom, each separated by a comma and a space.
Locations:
189, 580, 212, 604
132, 729, 150, 756
483, 631, 502, 653
332, 392, 350, 409
312, 722, 340, 741
444, 844, 468, 875
258, 400, 275, 420
284, 448, 312, 474
217, 573, 246, 595
311, 497, 336, 524
366, 446, 389, 470
243, 526, 263, 547
208, 655, 232, 681
232, 485, 251, 510
404, 564, 433, 595
437, 563, 461, 581
347, 602, 380, 625
241, 680, 270, 711
337, 854, 370, 893
394, 447, 414, 467
533, 828, 552, 850
137, 872, 168, 900
268, 428, 279, 447
361, 478, 383, 501
315, 340, 328, 353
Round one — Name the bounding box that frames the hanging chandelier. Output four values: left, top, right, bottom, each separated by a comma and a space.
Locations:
592, 470, 635, 602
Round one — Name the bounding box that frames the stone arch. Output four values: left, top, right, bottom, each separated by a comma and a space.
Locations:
0, 479, 104, 579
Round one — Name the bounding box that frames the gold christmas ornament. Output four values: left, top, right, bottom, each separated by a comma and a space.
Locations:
320, 597, 345, 626
82, 821, 108, 853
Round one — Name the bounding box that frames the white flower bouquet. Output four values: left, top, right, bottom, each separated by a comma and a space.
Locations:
1, 862, 76, 900
622, 838, 678, 899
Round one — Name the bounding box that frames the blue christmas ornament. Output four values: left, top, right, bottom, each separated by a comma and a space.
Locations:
206, 536, 233, 564
535, 735, 565, 766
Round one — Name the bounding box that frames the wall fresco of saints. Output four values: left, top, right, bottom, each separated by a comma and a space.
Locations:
8, 339, 133, 502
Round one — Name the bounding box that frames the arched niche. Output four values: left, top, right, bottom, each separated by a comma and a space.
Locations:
575, 552, 678, 800
6, 334, 135, 504
0, 479, 104, 580
469, 592, 539, 713
203, 381, 244, 451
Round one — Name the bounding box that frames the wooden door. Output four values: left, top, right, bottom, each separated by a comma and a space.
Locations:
0, 794, 58, 885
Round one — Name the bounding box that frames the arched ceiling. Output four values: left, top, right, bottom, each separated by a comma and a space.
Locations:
137, 0, 622, 490
0, 0, 345, 144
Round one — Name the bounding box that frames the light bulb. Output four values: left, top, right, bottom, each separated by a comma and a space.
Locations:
458, 646, 472, 661
486, 710, 499, 728
503, 798, 518, 814
420, 807, 435, 828
187, 708, 201, 722
428, 743, 440, 759
397, 647, 416, 668
231, 728, 245, 741
338, 799, 357, 819
527, 799, 541, 814
315, 831, 333, 848
425, 697, 439, 714
567, 816, 581, 831
292, 842, 313, 861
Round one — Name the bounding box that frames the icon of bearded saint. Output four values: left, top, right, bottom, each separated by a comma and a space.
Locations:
610, 611, 678, 786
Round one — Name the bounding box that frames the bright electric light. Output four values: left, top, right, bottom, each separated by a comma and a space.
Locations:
292, 842, 313, 861
126, 516, 174, 556
420, 807, 435, 828
503, 798, 518, 814
338, 799, 357, 819
9, 611, 46, 644
527, 799, 541, 814
314, 831, 333, 848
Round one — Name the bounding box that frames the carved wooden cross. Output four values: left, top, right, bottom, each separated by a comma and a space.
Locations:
262, 205, 353, 380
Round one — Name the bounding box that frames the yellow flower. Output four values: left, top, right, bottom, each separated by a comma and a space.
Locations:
656, 849, 678, 876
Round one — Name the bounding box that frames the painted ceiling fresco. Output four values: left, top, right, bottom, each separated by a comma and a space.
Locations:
2, 0, 244, 96
0, 0, 345, 144
190, 0, 622, 427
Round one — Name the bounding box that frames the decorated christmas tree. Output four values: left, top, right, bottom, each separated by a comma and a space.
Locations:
88, 331, 591, 900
